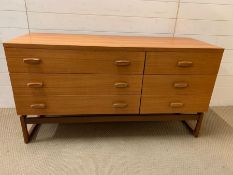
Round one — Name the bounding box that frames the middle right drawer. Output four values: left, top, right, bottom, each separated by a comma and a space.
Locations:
142, 75, 216, 96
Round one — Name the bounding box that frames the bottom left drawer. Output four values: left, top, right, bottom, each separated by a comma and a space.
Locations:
14, 95, 141, 115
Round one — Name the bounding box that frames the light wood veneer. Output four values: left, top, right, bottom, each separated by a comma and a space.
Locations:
4, 33, 221, 51
3, 33, 224, 142
145, 52, 222, 75
4, 33, 223, 115
142, 75, 216, 96
11, 74, 142, 95
5, 48, 145, 74
14, 95, 141, 115
140, 95, 210, 114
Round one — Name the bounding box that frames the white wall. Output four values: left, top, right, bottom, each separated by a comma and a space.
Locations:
0, 0, 233, 107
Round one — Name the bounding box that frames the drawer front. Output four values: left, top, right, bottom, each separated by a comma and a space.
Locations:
145, 51, 222, 75
11, 74, 142, 95
14, 95, 140, 115
5, 48, 145, 74
140, 96, 210, 114
142, 75, 216, 96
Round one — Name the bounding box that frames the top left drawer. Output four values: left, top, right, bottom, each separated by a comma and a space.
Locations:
5, 48, 145, 74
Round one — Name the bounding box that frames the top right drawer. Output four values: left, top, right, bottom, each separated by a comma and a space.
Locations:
145, 51, 223, 75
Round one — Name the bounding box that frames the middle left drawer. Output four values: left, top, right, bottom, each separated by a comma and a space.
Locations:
10, 74, 143, 95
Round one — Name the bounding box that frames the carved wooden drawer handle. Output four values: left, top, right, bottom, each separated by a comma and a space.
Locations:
112, 103, 128, 108
23, 58, 41, 64
114, 82, 128, 88
170, 102, 184, 108
173, 82, 189, 88
177, 61, 193, 67
27, 82, 43, 88
30, 104, 46, 109
115, 60, 131, 66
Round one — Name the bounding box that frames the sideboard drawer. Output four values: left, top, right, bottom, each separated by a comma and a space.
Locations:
5, 48, 145, 74
14, 95, 141, 115
142, 75, 216, 96
145, 51, 222, 75
10, 74, 142, 95
140, 96, 210, 113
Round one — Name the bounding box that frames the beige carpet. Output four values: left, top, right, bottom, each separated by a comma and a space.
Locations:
0, 108, 233, 175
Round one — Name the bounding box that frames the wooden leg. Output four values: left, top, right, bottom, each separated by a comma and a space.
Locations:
193, 113, 204, 137
20, 115, 30, 143
183, 113, 204, 137
20, 115, 41, 144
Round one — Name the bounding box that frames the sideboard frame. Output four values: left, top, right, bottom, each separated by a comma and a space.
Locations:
20, 113, 204, 143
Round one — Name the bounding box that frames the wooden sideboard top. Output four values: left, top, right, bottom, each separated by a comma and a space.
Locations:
4, 33, 223, 52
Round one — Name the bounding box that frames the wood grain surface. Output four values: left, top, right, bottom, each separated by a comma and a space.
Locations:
5, 48, 145, 74
3, 33, 224, 116
142, 75, 216, 96
145, 51, 223, 75
14, 95, 141, 115
4, 33, 223, 52
140, 95, 210, 114
10, 74, 142, 95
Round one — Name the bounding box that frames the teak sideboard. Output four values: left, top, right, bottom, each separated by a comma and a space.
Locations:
3, 33, 223, 143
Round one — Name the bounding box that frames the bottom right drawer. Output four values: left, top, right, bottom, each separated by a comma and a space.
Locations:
140, 75, 216, 114
140, 95, 211, 114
